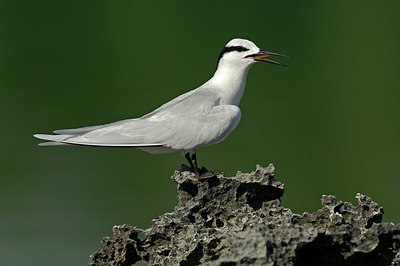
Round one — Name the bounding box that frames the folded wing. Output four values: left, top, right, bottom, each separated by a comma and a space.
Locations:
34, 89, 241, 151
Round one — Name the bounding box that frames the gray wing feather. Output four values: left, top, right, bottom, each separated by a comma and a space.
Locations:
54, 125, 104, 135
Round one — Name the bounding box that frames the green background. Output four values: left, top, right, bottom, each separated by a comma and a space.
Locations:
1, 1, 400, 265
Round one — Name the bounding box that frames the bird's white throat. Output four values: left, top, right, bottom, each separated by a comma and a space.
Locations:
206, 62, 252, 106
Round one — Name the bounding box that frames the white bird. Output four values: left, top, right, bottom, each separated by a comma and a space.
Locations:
34, 38, 286, 176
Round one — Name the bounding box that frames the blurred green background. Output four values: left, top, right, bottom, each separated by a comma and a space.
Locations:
1, 1, 400, 265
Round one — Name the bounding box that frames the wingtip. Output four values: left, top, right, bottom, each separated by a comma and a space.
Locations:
33, 134, 42, 139
33, 134, 48, 140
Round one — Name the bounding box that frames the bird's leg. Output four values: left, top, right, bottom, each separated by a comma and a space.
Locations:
185, 152, 196, 173
191, 152, 214, 178
185, 152, 213, 178
184, 152, 201, 175
191, 152, 200, 175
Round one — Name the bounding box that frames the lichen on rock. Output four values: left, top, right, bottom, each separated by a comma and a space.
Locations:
90, 164, 400, 265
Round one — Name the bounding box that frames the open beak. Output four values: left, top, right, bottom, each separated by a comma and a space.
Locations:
245, 50, 288, 67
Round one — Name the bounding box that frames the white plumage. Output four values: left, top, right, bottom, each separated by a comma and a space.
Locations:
34, 38, 286, 174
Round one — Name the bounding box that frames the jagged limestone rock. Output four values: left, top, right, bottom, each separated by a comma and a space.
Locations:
90, 164, 400, 265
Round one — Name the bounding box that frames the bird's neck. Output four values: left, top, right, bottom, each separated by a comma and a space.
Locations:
207, 63, 251, 106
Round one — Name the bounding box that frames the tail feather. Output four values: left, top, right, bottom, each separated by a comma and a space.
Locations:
39, 142, 71, 146
33, 133, 164, 148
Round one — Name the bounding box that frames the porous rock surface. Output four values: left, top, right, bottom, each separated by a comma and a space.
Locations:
90, 164, 400, 265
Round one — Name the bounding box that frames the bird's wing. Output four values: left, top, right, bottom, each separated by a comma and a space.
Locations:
53, 125, 105, 135
43, 90, 198, 137
142, 103, 241, 151
121, 89, 241, 150
34, 89, 241, 151
34, 118, 164, 147
140, 89, 197, 120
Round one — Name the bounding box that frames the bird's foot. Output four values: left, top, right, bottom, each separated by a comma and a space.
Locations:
180, 164, 214, 179
195, 167, 215, 179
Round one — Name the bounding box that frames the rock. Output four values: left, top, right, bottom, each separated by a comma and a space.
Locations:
90, 164, 400, 265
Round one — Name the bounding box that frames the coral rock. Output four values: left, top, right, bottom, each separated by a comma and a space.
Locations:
91, 164, 400, 265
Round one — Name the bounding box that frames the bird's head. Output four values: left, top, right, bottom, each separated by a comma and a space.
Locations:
216, 38, 287, 69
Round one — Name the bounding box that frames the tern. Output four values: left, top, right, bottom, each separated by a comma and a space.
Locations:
34, 38, 286, 176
